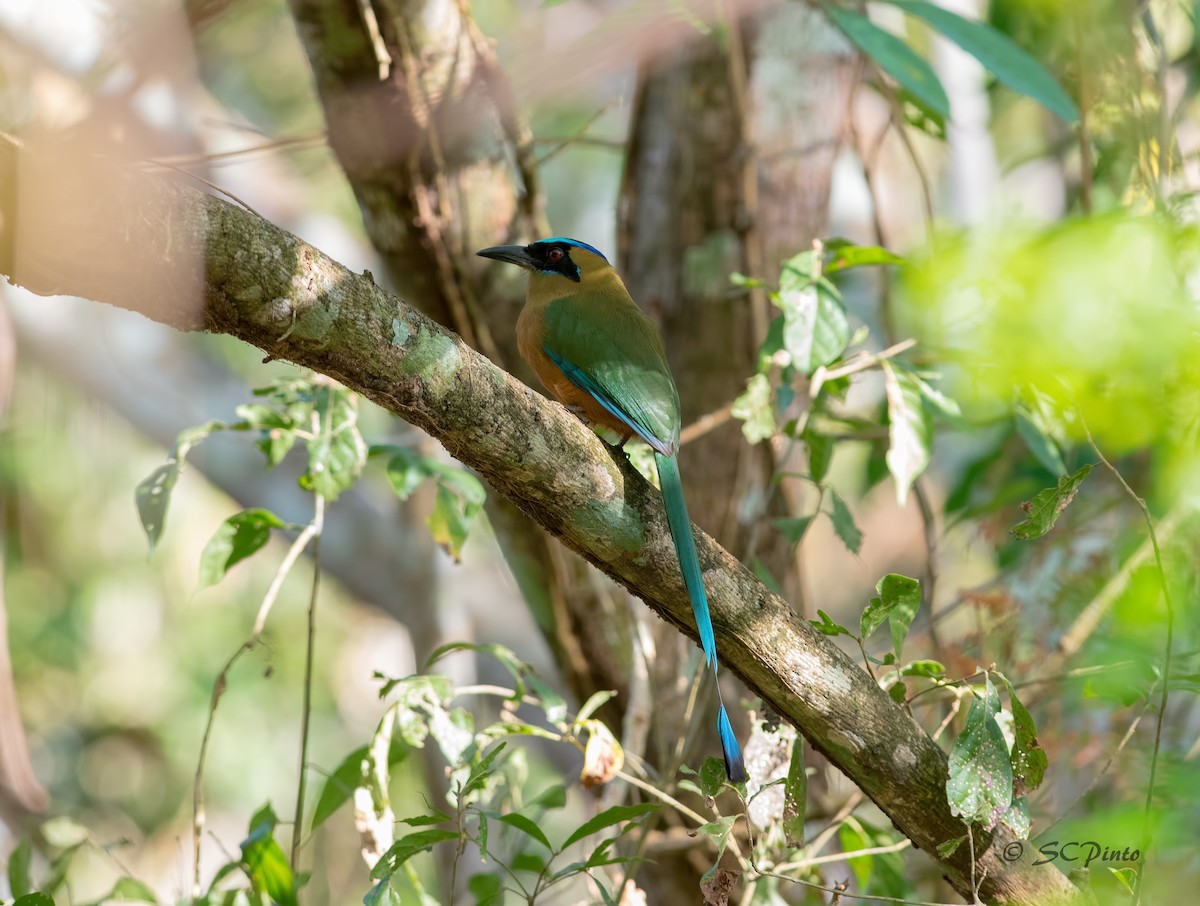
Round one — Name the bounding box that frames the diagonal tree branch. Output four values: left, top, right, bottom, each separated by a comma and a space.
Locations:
0, 142, 1079, 905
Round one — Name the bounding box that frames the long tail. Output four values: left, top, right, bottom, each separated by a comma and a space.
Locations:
654, 451, 747, 783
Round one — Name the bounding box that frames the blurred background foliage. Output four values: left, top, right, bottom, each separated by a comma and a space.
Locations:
1, 0, 1199, 904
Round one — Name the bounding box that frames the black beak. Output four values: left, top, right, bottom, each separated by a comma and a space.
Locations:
476, 245, 537, 269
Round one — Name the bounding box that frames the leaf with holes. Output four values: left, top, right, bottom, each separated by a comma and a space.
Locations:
1011, 464, 1092, 540
733, 374, 776, 444
946, 677, 1013, 830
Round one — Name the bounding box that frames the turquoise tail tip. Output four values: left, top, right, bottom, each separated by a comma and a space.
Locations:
717, 705, 747, 783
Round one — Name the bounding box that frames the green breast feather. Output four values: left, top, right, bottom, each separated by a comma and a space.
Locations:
542, 293, 681, 454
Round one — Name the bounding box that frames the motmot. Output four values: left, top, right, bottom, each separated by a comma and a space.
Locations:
477, 237, 747, 782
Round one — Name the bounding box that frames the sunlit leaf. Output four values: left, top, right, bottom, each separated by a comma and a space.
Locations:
783, 735, 806, 847
1010, 464, 1093, 540
824, 5, 950, 119
733, 374, 776, 444
810, 609, 854, 638
776, 268, 852, 374
197, 508, 287, 590
946, 678, 1013, 830
823, 241, 906, 273
860, 574, 921, 662
882, 361, 932, 505
883, 0, 1078, 122
302, 385, 366, 501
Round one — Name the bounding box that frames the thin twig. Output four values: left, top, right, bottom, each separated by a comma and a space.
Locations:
193, 483, 326, 893
1039, 701, 1149, 837
679, 401, 736, 446
1085, 428, 1174, 906
536, 100, 620, 165
290, 492, 325, 870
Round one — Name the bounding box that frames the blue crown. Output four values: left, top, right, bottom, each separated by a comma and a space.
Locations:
537, 237, 609, 263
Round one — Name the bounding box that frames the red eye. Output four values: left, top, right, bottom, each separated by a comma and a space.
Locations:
547, 248, 564, 263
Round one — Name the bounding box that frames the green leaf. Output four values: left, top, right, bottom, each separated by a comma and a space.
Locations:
783, 735, 806, 847
823, 241, 906, 274
134, 420, 228, 552
946, 678, 1013, 830
311, 746, 367, 831
693, 816, 737, 880
824, 5, 950, 119
477, 812, 489, 864
530, 784, 568, 810
882, 0, 1078, 122
399, 810, 452, 827
802, 424, 833, 483
1010, 464, 1093, 540
562, 802, 658, 849
197, 508, 287, 590
882, 361, 932, 506
99, 878, 158, 903
574, 690, 615, 726
302, 385, 366, 501
777, 270, 852, 374
363, 879, 402, 906
1001, 797, 1031, 838
733, 374, 776, 444
1015, 409, 1066, 477
384, 448, 431, 500
371, 829, 460, 881
510, 852, 545, 873
895, 86, 946, 138
774, 515, 816, 546
828, 488, 863, 555
495, 813, 552, 851
427, 480, 484, 563
936, 835, 966, 858
700, 756, 726, 797
885, 574, 921, 658
996, 675, 1048, 794
239, 804, 297, 906
460, 743, 507, 800
135, 464, 180, 555
810, 609, 854, 638
14, 894, 55, 906
8, 838, 33, 898
467, 873, 503, 905
900, 659, 946, 678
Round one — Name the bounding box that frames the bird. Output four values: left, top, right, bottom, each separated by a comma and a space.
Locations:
477, 237, 746, 782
